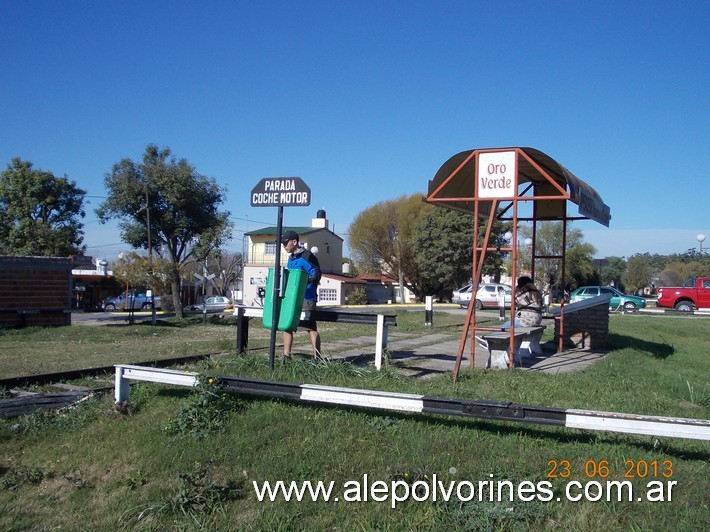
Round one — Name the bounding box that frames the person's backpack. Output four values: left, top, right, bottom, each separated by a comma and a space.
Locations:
300, 249, 322, 285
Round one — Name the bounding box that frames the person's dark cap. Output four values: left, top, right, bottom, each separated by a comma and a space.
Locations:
281, 230, 299, 244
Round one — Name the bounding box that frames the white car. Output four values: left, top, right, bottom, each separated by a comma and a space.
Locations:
452, 283, 512, 310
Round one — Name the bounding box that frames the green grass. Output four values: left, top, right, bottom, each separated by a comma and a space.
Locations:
1, 311, 709, 530
0, 316, 236, 378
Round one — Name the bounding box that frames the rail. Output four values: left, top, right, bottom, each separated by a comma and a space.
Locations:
112, 364, 710, 441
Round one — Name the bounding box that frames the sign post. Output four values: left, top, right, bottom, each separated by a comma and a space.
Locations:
194, 268, 216, 323
250, 177, 311, 370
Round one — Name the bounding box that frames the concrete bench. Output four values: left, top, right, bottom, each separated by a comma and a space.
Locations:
235, 307, 397, 370
501, 324, 546, 359
478, 330, 528, 369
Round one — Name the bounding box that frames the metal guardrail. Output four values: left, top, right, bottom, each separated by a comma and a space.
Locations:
113, 364, 710, 441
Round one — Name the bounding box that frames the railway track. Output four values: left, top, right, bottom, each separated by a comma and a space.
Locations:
0, 351, 224, 418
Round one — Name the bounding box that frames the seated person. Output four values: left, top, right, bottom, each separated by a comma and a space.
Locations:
515, 276, 543, 327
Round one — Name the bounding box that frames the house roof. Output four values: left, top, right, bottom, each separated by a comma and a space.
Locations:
322, 273, 366, 284
357, 273, 398, 284
245, 226, 343, 242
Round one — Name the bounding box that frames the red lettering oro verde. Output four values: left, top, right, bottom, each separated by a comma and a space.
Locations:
480, 177, 512, 189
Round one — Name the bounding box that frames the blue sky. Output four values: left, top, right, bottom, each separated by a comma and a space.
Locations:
2, 0, 708, 260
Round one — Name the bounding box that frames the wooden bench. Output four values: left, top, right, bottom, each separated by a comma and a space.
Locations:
235, 307, 397, 370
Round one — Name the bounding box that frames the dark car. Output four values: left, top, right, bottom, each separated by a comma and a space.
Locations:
102, 291, 161, 311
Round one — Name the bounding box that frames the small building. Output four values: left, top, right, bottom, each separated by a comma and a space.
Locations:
356, 273, 417, 304
242, 210, 351, 306
0, 256, 74, 327
71, 257, 119, 310
319, 273, 367, 306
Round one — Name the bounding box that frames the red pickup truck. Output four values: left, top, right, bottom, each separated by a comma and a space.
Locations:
656, 277, 710, 312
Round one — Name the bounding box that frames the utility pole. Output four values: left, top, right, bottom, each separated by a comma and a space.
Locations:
146, 183, 156, 326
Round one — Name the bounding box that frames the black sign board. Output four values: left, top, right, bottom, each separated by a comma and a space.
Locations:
250, 177, 311, 207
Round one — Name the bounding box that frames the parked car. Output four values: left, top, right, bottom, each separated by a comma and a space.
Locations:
189, 296, 232, 312
102, 291, 161, 311
452, 283, 512, 310
452, 284, 472, 305
569, 286, 646, 310
656, 277, 710, 312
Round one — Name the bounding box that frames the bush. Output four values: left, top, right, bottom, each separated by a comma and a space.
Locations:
348, 287, 367, 305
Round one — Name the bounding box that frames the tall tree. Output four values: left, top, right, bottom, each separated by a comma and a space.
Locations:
625, 254, 652, 293
182, 250, 243, 297
96, 144, 231, 318
348, 194, 433, 299
412, 208, 473, 297
657, 266, 684, 287
566, 241, 597, 287
516, 221, 596, 294
412, 207, 511, 298
0, 158, 86, 256
600, 256, 627, 289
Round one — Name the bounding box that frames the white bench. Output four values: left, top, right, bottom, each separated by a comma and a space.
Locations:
505, 325, 546, 359
478, 331, 528, 369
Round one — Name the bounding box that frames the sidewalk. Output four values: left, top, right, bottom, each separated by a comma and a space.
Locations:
306, 330, 606, 379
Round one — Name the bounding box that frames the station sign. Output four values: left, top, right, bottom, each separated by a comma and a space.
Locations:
250, 177, 311, 207
477, 151, 517, 198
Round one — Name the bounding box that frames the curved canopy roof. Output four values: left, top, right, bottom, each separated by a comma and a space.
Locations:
426, 147, 611, 226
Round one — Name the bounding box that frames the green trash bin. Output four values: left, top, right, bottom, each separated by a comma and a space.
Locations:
262, 268, 308, 332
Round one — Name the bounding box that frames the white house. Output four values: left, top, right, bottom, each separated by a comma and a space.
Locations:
243, 210, 364, 306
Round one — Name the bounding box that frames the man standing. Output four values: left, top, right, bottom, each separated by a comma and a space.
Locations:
281, 230, 322, 359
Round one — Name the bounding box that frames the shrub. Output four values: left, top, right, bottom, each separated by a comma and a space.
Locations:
348, 287, 368, 305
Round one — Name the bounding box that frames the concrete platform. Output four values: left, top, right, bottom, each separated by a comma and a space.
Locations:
301, 331, 607, 379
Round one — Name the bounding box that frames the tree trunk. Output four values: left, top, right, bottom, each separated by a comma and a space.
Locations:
171, 266, 183, 319
398, 268, 405, 304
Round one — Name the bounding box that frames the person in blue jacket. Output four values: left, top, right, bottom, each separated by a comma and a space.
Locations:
281, 230, 322, 359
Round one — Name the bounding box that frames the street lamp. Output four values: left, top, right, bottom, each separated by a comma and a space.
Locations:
698, 234, 706, 253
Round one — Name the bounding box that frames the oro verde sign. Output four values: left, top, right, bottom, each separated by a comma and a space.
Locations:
477, 151, 517, 198
250, 177, 311, 207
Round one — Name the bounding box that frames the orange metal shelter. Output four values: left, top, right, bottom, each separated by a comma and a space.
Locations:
426, 147, 611, 379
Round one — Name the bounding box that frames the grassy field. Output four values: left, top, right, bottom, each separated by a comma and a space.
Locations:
1, 311, 709, 530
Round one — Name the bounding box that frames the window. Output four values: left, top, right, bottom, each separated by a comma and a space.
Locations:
319, 288, 337, 302
264, 243, 276, 255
